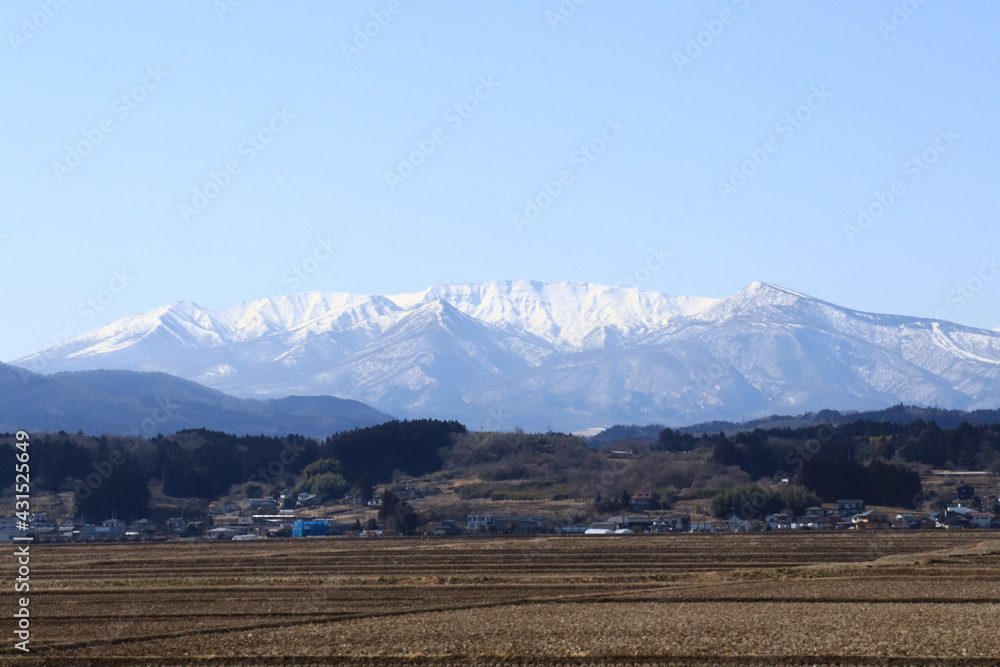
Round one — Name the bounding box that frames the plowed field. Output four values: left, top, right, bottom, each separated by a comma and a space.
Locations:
3, 532, 999, 666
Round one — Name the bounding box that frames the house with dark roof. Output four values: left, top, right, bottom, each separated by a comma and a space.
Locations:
851, 510, 890, 529
937, 512, 970, 529
836, 499, 865, 515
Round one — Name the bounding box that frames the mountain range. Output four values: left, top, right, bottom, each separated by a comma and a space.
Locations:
14, 280, 1000, 432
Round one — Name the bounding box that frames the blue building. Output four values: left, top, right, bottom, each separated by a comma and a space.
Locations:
292, 520, 330, 537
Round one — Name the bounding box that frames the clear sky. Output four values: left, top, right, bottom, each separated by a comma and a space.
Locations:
3, 1, 999, 361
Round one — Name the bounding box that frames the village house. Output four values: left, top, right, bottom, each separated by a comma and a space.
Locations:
726, 515, 753, 532
465, 514, 546, 534
764, 513, 792, 530
433, 519, 462, 536
166, 517, 188, 533
208, 500, 240, 514
296, 492, 320, 508
596, 516, 653, 533
129, 518, 157, 534
214, 514, 255, 528
100, 518, 126, 537
937, 512, 970, 529
793, 512, 831, 530
241, 498, 278, 513
835, 499, 865, 516
652, 513, 690, 532
57, 520, 77, 540
466, 514, 494, 531
851, 510, 890, 529
968, 512, 992, 529
488, 516, 546, 534
206, 526, 248, 539
688, 521, 717, 532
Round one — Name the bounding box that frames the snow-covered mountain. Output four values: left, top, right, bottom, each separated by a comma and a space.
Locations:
15, 280, 1000, 431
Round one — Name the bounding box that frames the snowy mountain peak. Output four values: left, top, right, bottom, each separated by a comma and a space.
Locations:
731, 281, 808, 307
687, 281, 806, 325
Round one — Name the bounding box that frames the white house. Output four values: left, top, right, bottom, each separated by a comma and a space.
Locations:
466, 514, 494, 531
727, 516, 753, 532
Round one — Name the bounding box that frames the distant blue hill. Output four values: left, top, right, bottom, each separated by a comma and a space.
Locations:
0, 362, 392, 438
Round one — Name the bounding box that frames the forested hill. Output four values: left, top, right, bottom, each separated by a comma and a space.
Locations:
590, 404, 1000, 446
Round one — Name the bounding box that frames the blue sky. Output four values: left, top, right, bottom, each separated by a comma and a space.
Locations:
3, 1, 999, 361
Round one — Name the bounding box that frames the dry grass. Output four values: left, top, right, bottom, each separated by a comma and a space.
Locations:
2, 532, 999, 665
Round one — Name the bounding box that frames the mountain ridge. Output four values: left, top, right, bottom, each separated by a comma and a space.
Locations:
0, 362, 392, 438
14, 280, 1000, 432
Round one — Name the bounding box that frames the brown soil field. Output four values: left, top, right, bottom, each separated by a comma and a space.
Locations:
2, 532, 1000, 666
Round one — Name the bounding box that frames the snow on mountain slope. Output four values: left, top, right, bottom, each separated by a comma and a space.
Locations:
14, 280, 1000, 431
389, 280, 717, 348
